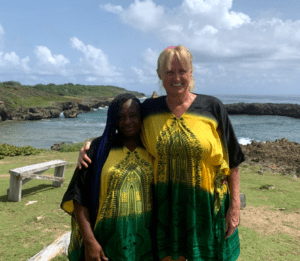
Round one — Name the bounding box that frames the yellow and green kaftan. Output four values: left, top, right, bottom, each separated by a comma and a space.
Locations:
141, 94, 245, 261
61, 137, 155, 261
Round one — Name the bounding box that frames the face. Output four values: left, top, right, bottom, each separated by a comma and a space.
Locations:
159, 55, 192, 96
118, 100, 141, 138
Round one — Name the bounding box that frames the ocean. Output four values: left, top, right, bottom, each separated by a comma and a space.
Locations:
1, 94, 300, 149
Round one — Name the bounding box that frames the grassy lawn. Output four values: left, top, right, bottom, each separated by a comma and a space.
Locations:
238, 164, 300, 260
0, 153, 299, 260
0, 150, 77, 261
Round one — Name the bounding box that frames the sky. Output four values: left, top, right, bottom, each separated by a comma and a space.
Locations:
0, 0, 300, 95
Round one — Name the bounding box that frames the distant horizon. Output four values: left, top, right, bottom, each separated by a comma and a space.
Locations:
2, 80, 299, 97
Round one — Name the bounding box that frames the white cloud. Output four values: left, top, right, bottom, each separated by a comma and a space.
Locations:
131, 66, 146, 81
193, 63, 211, 75
141, 48, 159, 75
130, 48, 160, 85
70, 37, 124, 83
131, 65, 157, 85
34, 46, 70, 75
0, 51, 30, 72
101, 0, 300, 71
86, 76, 98, 82
102, 0, 300, 93
101, 0, 165, 32
181, 0, 250, 28
101, 3, 123, 14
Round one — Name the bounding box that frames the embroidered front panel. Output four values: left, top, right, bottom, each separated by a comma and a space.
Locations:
98, 150, 153, 223
156, 117, 203, 188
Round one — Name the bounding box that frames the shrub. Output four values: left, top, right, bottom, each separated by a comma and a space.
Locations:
0, 143, 45, 159
58, 142, 86, 153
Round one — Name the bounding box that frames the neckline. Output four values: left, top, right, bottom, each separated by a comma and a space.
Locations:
164, 93, 198, 119
124, 145, 139, 153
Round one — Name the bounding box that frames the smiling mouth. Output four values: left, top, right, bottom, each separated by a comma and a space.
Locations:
172, 84, 182, 87
124, 126, 134, 131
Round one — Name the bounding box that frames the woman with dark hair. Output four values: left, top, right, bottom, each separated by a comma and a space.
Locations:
61, 93, 155, 261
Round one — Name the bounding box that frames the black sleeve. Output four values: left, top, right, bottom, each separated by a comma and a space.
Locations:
61, 137, 102, 212
215, 100, 246, 169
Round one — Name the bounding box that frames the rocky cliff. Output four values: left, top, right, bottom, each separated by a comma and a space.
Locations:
0, 97, 114, 121
225, 103, 300, 119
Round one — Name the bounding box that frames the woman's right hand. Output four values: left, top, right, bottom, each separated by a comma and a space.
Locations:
84, 240, 109, 261
77, 141, 92, 170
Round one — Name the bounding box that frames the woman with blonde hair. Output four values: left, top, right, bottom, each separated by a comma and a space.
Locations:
78, 45, 245, 261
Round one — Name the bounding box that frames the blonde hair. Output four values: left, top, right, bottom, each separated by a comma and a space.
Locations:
157, 45, 195, 92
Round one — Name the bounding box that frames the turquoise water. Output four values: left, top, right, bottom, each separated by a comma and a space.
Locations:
1, 95, 300, 149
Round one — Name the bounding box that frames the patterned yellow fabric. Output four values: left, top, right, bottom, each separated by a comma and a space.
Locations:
61, 142, 155, 261
95, 146, 154, 225
141, 94, 245, 261
142, 112, 230, 213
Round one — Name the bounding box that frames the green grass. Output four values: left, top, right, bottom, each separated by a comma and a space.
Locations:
0, 150, 77, 261
0, 81, 144, 110
58, 141, 86, 153
239, 164, 300, 212
0, 153, 299, 260
0, 82, 71, 109
239, 227, 300, 260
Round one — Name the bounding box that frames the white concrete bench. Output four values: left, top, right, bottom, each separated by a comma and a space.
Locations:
7, 160, 68, 202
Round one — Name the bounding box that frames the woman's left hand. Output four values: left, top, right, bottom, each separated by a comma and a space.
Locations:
225, 205, 240, 239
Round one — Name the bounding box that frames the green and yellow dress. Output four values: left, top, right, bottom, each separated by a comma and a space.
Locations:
141, 94, 245, 261
61, 137, 155, 261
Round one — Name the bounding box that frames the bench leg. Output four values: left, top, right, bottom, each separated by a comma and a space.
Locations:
8, 175, 22, 202
53, 166, 65, 187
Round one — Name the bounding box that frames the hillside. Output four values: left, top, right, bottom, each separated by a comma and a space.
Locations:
0, 81, 145, 110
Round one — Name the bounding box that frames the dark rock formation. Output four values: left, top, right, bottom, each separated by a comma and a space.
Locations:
63, 110, 83, 118
241, 138, 300, 176
79, 97, 114, 109
0, 99, 107, 121
225, 103, 300, 119
51, 141, 74, 151
49, 109, 61, 118
0, 101, 8, 121
25, 113, 44, 120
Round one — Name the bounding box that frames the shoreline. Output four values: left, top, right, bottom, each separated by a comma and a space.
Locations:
0, 95, 146, 122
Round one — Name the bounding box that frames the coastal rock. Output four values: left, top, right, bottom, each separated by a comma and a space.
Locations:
51, 142, 66, 151
225, 103, 300, 119
78, 103, 94, 112
29, 107, 41, 113
241, 138, 300, 176
151, 91, 159, 98
0, 101, 8, 121
25, 112, 44, 120
63, 109, 82, 118
25, 107, 61, 120
49, 109, 61, 118
79, 97, 113, 109
63, 101, 79, 111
